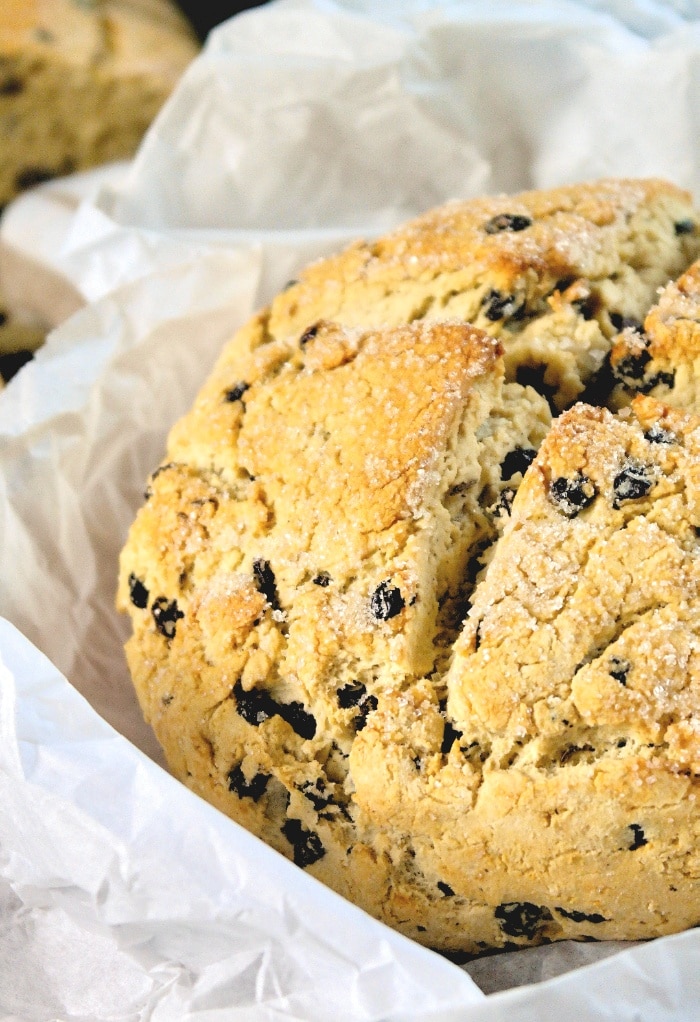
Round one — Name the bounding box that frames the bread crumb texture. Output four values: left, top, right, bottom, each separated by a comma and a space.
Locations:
118, 179, 700, 955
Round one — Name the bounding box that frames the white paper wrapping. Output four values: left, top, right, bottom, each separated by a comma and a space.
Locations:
3, 0, 700, 1017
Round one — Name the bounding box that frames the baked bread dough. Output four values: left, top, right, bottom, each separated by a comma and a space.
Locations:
610, 259, 700, 413
0, 0, 199, 210
356, 395, 700, 950
0, 0, 199, 376
117, 179, 700, 955
268, 177, 700, 409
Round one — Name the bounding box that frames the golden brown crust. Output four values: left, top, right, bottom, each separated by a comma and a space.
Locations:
118, 179, 700, 955
269, 178, 700, 409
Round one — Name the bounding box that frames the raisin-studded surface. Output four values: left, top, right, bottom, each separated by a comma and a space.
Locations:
268, 178, 700, 410
118, 179, 700, 956
610, 260, 700, 413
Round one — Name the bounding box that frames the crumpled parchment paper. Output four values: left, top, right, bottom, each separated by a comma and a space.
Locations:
2, 1, 700, 1018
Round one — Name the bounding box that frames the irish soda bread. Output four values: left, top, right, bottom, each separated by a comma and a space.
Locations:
118, 179, 700, 956
0, 0, 199, 380
0, 0, 198, 210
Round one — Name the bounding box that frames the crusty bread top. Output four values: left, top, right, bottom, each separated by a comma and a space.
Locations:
0, 0, 198, 77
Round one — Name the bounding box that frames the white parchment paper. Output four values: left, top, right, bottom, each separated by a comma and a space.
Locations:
2, 1, 700, 1017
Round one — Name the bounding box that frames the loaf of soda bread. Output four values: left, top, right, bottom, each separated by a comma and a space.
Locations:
0, 0, 199, 380
117, 178, 700, 956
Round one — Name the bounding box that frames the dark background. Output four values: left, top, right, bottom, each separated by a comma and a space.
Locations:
177, 2, 271, 42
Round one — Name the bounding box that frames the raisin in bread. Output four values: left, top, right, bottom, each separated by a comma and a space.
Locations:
117, 178, 700, 956
609, 258, 700, 413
